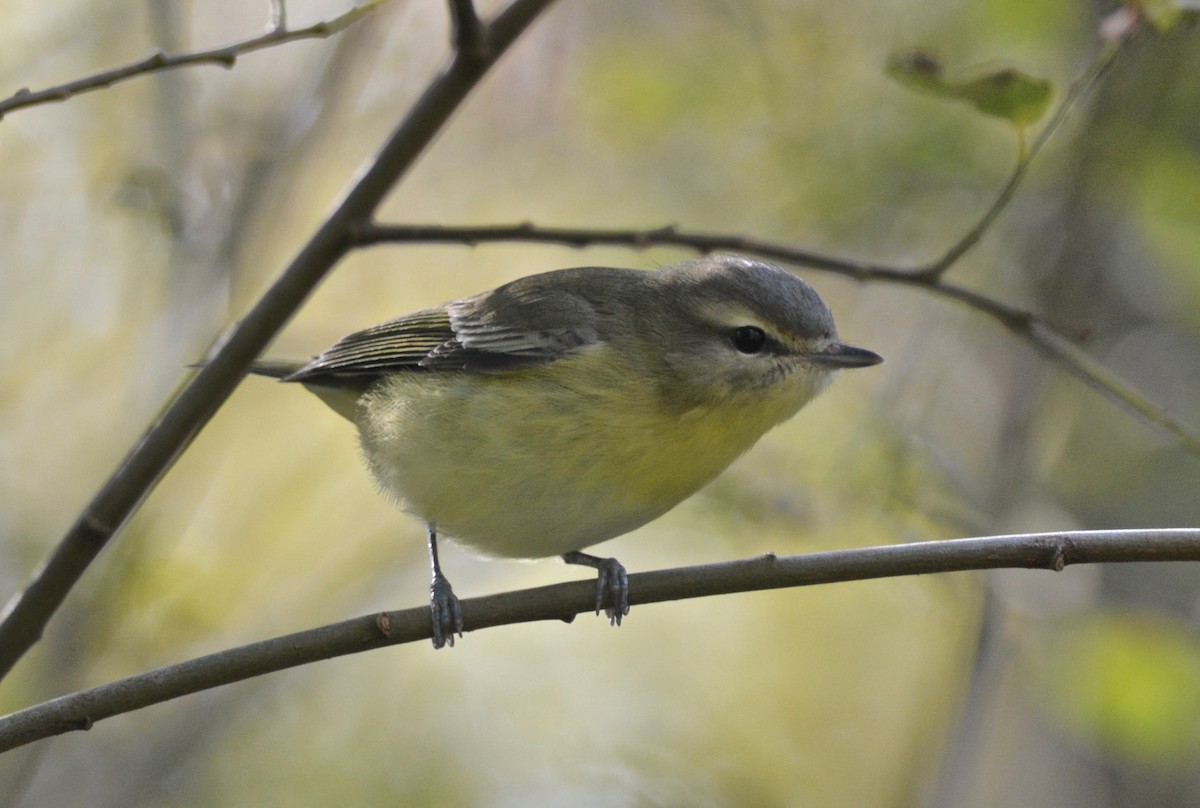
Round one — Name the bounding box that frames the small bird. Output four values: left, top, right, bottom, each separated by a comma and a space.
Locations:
249, 254, 881, 647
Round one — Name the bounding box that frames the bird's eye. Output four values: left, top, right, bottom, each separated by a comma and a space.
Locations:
731, 326, 767, 354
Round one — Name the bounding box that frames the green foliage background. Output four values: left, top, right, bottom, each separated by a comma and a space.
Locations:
1, 1, 1198, 805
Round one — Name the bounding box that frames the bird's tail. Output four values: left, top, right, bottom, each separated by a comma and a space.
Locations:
246, 360, 305, 380
188, 359, 305, 380
192, 359, 359, 421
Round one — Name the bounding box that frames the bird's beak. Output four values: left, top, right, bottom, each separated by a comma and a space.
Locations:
806, 342, 883, 368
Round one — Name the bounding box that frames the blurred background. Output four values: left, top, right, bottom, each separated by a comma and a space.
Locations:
1, 0, 1198, 805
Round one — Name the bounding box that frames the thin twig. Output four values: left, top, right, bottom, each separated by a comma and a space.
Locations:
1027, 324, 1200, 451
0, 0, 561, 682
355, 221, 903, 276
0, 529, 1197, 754
0, 1, 386, 120
269, 0, 289, 34
914, 34, 1130, 280
353, 220, 1038, 330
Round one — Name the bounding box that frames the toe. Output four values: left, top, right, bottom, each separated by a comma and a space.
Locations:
430, 577, 463, 649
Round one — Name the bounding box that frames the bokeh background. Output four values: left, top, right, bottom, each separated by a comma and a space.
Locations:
2, 1, 1199, 805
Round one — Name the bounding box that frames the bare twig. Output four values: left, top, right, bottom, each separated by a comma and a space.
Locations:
0, 1, 385, 120
354, 221, 1025, 320
269, 0, 289, 34
353, 219, 1038, 329
914, 32, 1129, 280
448, 0, 488, 57
1, 529, 1197, 754
1027, 324, 1200, 449
0, 0, 561, 682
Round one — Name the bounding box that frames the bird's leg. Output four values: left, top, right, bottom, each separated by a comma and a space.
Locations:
427, 525, 463, 648
561, 551, 630, 625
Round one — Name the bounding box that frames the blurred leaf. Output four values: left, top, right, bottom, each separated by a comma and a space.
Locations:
887, 51, 1053, 127
885, 51, 948, 95
1139, 0, 1184, 32
954, 68, 1053, 125
1133, 140, 1200, 324
1045, 612, 1200, 768
1110, 0, 1200, 35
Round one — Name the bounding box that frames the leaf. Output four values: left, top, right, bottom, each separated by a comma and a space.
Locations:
887, 50, 1053, 127
1139, 0, 1184, 32
953, 69, 1053, 126
885, 50, 948, 95
1104, 0, 1200, 37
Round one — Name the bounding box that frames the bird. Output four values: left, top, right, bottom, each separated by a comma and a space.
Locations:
247, 254, 882, 647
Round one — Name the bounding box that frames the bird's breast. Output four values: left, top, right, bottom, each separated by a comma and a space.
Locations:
354, 357, 809, 558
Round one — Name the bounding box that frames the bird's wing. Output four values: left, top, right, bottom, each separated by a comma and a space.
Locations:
283, 308, 455, 383
284, 287, 602, 384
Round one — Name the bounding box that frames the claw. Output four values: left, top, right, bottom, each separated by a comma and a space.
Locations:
562, 551, 629, 625
426, 525, 463, 649
430, 573, 463, 649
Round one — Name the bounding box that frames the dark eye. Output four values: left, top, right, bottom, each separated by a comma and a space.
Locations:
731, 326, 767, 354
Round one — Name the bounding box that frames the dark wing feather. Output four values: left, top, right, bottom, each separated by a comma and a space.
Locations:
419, 291, 598, 371
284, 276, 608, 385
283, 308, 456, 384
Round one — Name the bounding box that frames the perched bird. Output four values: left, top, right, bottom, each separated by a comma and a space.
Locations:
249, 254, 881, 647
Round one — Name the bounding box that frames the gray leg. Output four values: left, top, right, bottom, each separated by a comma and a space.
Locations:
428, 525, 464, 648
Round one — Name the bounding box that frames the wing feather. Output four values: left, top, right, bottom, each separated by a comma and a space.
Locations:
283, 308, 455, 384
283, 273, 614, 385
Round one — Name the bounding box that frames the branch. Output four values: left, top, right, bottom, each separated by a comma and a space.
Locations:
269, 0, 289, 33
0, 0, 561, 682
447, 0, 488, 57
0, 1, 385, 121
354, 222, 1200, 456
1, 529, 1197, 754
913, 29, 1128, 281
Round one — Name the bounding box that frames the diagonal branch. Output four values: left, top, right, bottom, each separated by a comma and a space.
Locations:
0, 1, 386, 121
1, 529, 1197, 754
0, 0, 561, 682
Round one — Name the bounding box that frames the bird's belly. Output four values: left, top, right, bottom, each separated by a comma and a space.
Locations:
355, 367, 790, 558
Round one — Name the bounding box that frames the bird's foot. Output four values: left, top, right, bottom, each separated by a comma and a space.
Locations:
562, 551, 629, 625
430, 573, 464, 649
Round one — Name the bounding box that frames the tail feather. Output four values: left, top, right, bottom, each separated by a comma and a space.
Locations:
246, 360, 305, 380
189, 359, 305, 380
192, 358, 360, 422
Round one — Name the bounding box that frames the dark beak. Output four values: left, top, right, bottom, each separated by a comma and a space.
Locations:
807, 342, 883, 368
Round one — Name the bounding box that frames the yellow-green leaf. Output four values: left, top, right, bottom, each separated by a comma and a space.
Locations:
886, 50, 1053, 127
1139, 0, 1183, 32
1045, 613, 1200, 768
953, 68, 1053, 126
885, 51, 949, 95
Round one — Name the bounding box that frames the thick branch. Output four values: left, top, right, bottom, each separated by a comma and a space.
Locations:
0, 2, 387, 121
0, 0, 560, 682
0, 529, 1196, 753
